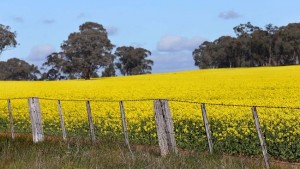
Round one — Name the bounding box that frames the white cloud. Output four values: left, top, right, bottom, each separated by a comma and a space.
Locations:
219, 10, 242, 20
27, 44, 56, 65
12, 16, 24, 23
150, 51, 198, 73
157, 35, 205, 52
43, 19, 55, 24
106, 26, 118, 36
77, 13, 86, 19
130, 42, 147, 48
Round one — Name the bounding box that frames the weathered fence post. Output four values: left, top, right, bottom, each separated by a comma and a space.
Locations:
154, 99, 177, 156
119, 101, 134, 159
58, 100, 67, 141
252, 106, 270, 169
201, 103, 213, 153
86, 100, 96, 144
7, 99, 15, 140
28, 97, 44, 143
119, 101, 130, 146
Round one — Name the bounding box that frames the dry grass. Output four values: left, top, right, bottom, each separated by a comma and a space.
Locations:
0, 135, 300, 169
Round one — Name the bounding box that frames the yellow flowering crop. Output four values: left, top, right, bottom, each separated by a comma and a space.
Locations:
0, 65, 299, 161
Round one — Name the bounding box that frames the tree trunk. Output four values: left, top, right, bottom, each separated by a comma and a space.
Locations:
294, 50, 299, 64
84, 70, 91, 80
268, 46, 272, 66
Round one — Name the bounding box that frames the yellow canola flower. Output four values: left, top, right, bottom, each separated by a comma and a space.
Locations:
0, 65, 299, 160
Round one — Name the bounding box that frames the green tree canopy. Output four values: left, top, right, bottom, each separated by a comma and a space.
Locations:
0, 58, 40, 80
193, 22, 300, 69
0, 24, 17, 56
41, 52, 67, 80
101, 63, 116, 77
115, 46, 153, 75
43, 22, 115, 80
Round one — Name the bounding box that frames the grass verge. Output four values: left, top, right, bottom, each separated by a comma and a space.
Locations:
0, 136, 299, 169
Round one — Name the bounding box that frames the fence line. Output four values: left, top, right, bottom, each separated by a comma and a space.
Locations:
1, 97, 300, 168
2, 97, 300, 110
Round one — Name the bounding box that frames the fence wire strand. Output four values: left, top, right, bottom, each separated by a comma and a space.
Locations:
1, 97, 300, 163
1, 97, 300, 110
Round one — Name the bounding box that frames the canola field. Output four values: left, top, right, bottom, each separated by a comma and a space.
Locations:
0, 65, 300, 161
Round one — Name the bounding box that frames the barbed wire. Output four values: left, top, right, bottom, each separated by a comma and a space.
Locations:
38, 97, 162, 102
0, 97, 300, 110
0, 97, 29, 101
168, 99, 300, 110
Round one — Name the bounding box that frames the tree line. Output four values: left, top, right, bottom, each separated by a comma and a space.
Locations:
1, 21, 300, 80
193, 22, 300, 68
0, 22, 153, 80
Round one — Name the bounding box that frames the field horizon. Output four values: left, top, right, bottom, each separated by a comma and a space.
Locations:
1, 65, 300, 106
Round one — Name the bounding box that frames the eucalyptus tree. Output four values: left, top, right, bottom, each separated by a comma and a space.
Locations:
193, 22, 300, 69
278, 23, 300, 64
264, 24, 279, 65
0, 24, 17, 56
43, 22, 115, 80
193, 41, 218, 68
115, 46, 153, 75
234, 22, 261, 66
0, 58, 40, 80
42, 52, 67, 80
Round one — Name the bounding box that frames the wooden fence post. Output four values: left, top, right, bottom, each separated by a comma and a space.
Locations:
7, 99, 15, 140
154, 99, 177, 156
119, 101, 134, 158
201, 103, 213, 153
119, 101, 130, 146
58, 100, 67, 141
86, 100, 96, 144
28, 97, 44, 143
252, 106, 270, 169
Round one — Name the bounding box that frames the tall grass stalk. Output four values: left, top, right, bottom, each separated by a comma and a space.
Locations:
0, 136, 298, 169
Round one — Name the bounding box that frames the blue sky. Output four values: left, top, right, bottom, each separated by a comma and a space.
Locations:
1, 0, 300, 73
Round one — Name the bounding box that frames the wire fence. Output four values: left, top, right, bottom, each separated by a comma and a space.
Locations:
0, 97, 300, 167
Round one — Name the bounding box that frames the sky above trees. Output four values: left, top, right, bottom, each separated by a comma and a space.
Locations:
0, 0, 300, 73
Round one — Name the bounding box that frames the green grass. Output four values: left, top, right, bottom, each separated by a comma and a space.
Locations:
0, 136, 299, 169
